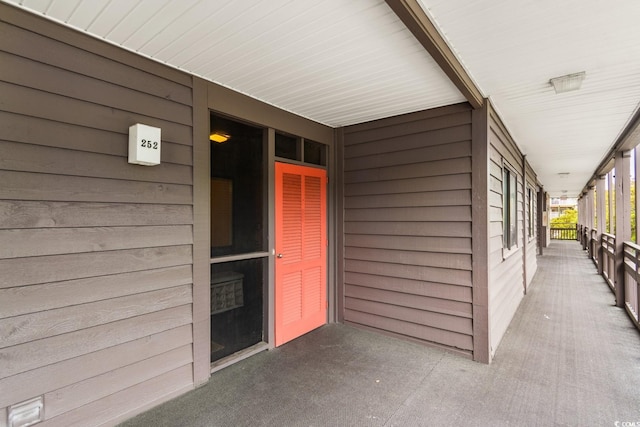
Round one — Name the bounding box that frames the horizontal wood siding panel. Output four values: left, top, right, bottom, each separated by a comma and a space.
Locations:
344, 189, 470, 209
0, 50, 192, 126
489, 222, 503, 239
345, 140, 470, 171
345, 157, 471, 184
344, 105, 474, 352
0, 201, 192, 229
344, 272, 472, 302
345, 173, 471, 197
0, 20, 192, 104
344, 103, 470, 136
489, 191, 503, 211
525, 171, 538, 286
345, 297, 472, 335
488, 109, 526, 356
345, 309, 473, 351
0, 305, 192, 378
0, 285, 192, 348
346, 260, 472, 287
489, 108, 522, 169
39, 366, 193, 427
0, 225, 192, 259
0, 245, 192, 288
489, 206, 503, 223
526, 240, 537, 285
0, 265, 192, 319
345, 247, 471, 271
489, 158, 502, 179
345, 234, 471, 254
345, 205, 471, 222
345, 284, 472, 318
0, 140, 193, 184
0, 170, 192, 204
1, 10, 197, 425
0, 81, 192, 145
344, 221, 471, 238
490, 277, 523, 349
0, 112, 192, 166
489, 173, 503, 195
345, 122, 470, 157
45, 345, 193, 419
0, 325, 192, 409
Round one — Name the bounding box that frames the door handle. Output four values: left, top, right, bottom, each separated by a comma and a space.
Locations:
277, 253, 283, 258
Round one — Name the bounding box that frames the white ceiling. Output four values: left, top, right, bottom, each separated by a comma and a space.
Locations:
420, 0, 640, 196
4, 0, 464, 125
4, 0, 640, 197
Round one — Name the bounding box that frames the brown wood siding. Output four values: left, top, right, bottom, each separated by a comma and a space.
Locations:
343, 104, 474, 355
487, 106, 529, 356
0, 5, 195, 426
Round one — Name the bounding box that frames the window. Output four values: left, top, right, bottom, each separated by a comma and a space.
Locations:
527, 187, 535, 239
275, 132, 327, 167
503, 166, 518, 249
275, 132, 298, 161
303, 139, 327, 166
210, 114, 265, 257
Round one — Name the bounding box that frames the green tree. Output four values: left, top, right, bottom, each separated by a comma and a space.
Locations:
550, 208, 577, 229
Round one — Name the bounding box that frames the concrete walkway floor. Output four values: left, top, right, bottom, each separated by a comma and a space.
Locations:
121, 241, 640, 426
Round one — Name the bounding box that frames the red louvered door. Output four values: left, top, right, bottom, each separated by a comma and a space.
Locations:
275, 163, 327, 346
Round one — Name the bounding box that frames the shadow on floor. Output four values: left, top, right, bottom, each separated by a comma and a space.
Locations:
121, 241, 640, 426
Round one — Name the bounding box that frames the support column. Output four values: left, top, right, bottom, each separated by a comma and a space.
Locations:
582, 191, 588, 249
537, 186, 545, 255
192, 76, 211, 385
615, 150, 631, 308
578, 195, 584, 244
587, 186, 595, 255
579, 196, 584, 226
587, 185, 596, 230
522, 156, 527, 294
608, 171, 614, 234
597, 175, 606, 274
471, 99, 490, 363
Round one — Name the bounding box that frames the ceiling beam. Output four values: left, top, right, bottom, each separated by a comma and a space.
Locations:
582, 105, 640, 192
386, 0, 484, 109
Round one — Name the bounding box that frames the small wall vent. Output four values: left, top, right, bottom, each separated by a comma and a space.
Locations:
8, 396, 44, 427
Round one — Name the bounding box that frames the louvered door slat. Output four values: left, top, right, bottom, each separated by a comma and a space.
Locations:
275, 163, 327, 346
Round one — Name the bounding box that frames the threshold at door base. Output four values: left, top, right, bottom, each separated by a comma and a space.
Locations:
210, 342, 269, 374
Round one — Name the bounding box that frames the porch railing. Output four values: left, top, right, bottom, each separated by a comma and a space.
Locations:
580, 226, 589, 250
590, 229, 598, 264
623, 242, 640, 329
601, 233, 616, 292
581, 228, 640, 333
550, 223, 577, 240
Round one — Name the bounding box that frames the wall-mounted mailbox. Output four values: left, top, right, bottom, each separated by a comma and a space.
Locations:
128, 123, 161, 166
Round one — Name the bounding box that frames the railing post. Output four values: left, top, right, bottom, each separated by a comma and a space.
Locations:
599, 234, 604, 274
615, 150, 631, 308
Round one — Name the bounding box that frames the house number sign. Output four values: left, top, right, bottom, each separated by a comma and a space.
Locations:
128, 123, 161, 166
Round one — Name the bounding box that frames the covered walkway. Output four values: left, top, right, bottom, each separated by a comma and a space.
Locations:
122, 241, 640, 426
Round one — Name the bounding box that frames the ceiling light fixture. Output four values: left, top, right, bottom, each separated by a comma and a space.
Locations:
549, 72, 586, 94
209, 132, 231, 143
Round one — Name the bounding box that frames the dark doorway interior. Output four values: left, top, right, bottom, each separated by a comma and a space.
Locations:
210, 259, 264, 360
209, 113, 265, 362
